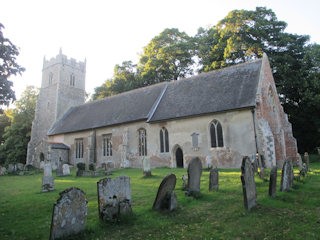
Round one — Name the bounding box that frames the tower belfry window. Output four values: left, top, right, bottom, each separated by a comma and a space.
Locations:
70, 74, 75, 86
48, 72, 53, 85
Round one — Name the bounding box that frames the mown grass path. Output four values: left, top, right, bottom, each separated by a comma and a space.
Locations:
0, 162, 319, 240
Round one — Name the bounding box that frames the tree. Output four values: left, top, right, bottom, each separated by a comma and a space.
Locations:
195, 7, 319, 152
0, 23, 25, 109
91, 61, 139, 101
138, 28, 195, 85
0, 86, 38, 165
0, 113, 10, 144
288, 44, 320, 152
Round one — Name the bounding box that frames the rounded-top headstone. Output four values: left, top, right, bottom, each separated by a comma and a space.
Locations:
187, 157, 202, 193
152, 174, 176, 210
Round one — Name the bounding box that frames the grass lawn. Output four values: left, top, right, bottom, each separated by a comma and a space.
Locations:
0, 160, 320, 240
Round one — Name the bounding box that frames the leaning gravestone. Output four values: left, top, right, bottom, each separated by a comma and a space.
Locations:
186, 157, 202, 196
209, 167, 219, 191
280, 158, 294, 192
269, 166, 277, 198
49, 187, 88, 240
97, 176, 132, 220
152, 174, 177, 211
62, 164, 70, 176
142, 157, 151, 177
42, 162, 54, 192
240, 156, 257, 210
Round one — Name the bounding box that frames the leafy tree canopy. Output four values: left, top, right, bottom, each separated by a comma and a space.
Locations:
138, 28, 195, 84
0, 23, 25, 108
0, 86, 38, 165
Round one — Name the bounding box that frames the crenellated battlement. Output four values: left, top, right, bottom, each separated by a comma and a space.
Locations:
43, 49, 86, 72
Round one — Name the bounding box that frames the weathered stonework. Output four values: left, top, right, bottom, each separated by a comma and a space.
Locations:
209, 167, 219, 191
280, 158, 294, 192
50, 187, 88, 240
152, 174, 177, 211
240, 156, 257, 210
97, 176, 132, 220
269, 166, 277, 198
186, 157, 202, 196
27, 50, 85, 168
39, 54, 297, 170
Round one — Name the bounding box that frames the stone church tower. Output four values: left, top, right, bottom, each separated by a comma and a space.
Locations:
26, 50, 86, 167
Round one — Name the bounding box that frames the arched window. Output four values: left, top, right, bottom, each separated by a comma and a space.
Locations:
48, 72, 53, 85
210, 119, 224, 148
70, 74, 75, 86
160, 127, 169, 153
138, 128, 147, 156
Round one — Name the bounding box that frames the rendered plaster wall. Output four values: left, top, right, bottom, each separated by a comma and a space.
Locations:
48, 108, 256, 169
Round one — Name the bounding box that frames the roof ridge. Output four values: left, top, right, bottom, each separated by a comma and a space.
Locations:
176, 58, 263, 83
83, 81, 168, 108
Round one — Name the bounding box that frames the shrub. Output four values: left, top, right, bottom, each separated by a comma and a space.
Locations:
89, 163, 95, 171
77, 162, 86, 170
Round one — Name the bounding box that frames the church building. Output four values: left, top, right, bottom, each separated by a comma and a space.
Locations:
26, 51, 298, 170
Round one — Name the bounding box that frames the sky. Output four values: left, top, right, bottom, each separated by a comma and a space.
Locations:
2, 0, 320, 101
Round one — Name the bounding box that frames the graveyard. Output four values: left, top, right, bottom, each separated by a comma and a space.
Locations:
0, 159, 320, 239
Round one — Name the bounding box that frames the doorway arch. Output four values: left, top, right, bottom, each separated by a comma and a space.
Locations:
39, 152, 45, 162
175, 147, 184, 168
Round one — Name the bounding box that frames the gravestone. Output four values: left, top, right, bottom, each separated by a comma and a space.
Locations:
269, 166, 277, 198
0, 166, 7, 176
8, 164, 15, 174
280, 158, 294, 192
56, 165, 63, 177
97, 176, 132, 220
182, 174, 188, 189
304, 152, 310, 172
152, 174, 177, 211
209, 167, 219, 191
42, 162, 54, 192
101, 163, 107, 170
62, 164, 70, 175
40, 161, 45, 169
49, 187, 88, 240
42, 176, 55, 192
143, 157, 151, 177
186, 157, 202, 196
260, 167, 265, 181
240, 156, 257, 210
44, 162, 53, 177
206, 156, 212, 169
16, 163, 24, 171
